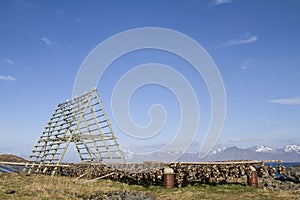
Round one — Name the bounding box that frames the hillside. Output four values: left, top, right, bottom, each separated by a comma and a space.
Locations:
0, 154, 27, 163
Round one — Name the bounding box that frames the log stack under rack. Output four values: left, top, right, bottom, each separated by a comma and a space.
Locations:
1, 160, 282, 187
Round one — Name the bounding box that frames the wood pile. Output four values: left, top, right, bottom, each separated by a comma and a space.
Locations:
7, 160, 282, 187
32, 161, 279, 187
169, 162, 257, 187
66, 163, 166, 186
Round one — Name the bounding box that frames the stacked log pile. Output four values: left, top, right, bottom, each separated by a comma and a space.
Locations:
22, 161, 285, 187
68, 162, 166, 186
169, 162, 259, 187
45, 162, 278, 187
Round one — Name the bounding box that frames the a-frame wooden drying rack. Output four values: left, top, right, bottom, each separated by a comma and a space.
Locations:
24, 88, 124, 175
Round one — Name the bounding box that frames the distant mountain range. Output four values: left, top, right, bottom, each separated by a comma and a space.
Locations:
123, 145, 300, 162
2, 145, 299, 163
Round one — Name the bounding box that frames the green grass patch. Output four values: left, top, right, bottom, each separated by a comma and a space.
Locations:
0, 173, 299, 200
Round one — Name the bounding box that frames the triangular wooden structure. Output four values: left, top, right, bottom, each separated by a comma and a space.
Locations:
25, 88, 124, 174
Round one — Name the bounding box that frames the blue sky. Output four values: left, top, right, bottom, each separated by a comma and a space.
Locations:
0, 0, 300, 157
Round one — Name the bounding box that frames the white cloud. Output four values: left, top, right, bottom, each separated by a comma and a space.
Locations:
268, 98, 300, 105
266, 120, 276, 124
5, 59, 14, 65
41, 37, 52, 46
241, 59, 252, 70
0, 75, 17, 81
14, 0, 37, 7
213, 0, 234, 6
219, 33, 258, 48
241, 65, 247, 70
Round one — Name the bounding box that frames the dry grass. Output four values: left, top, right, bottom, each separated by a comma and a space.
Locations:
0, 173, 299, 200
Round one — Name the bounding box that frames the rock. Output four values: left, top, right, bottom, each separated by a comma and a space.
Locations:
284, 165, 300, 183
5, 189, 16, 194
259, 175, 300, 191
95, 190, 104, 195
89, 191, 155, 200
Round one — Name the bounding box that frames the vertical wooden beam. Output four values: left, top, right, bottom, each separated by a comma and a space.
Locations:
94, 89, 125, 163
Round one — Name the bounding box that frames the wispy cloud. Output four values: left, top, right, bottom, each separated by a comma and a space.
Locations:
75, 17, 82, 23
14, 0, 37, 7
0, 75, 17, 81
241, 59, 252, 70
268, 98, 300, 105
219, 33, 258, 48
5, 59, 14, 65
212, 0, 234, 6
41, 37, 52, 47
229, 137, 263, 143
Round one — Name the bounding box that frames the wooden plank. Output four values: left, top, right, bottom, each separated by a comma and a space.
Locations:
262, 160, 282, 163
81, 172, 115, 184
0, 161, 70, 167
170, 160, 265, 165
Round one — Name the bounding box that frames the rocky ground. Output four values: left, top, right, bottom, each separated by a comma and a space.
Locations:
259, 165, 300, 191
285, 165, 300, 183
42, 189, 155, 200
88, 191, 155, 200
260, 177, 300, 190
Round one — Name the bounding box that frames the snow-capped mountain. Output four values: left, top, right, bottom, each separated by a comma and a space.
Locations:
283, 145, 300, 154
202, 145, 300, 162
209, 147, 227, 155
254, 145, 274, 153
122, 145, 300, 162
